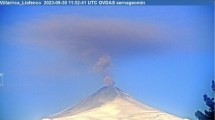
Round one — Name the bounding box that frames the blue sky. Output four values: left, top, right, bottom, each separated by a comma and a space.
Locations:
0, 6, 214, 120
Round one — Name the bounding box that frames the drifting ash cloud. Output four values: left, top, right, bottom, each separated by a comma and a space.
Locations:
8, 15, 171, 85
11, 15, 167, 59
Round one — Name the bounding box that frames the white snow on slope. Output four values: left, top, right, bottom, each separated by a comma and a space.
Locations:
43, 86, 185, 120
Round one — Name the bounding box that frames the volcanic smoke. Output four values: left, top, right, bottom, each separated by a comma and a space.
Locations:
95, 54, 115, 86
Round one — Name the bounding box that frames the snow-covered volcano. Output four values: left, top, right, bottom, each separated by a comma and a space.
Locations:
42, 86, 184, 120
